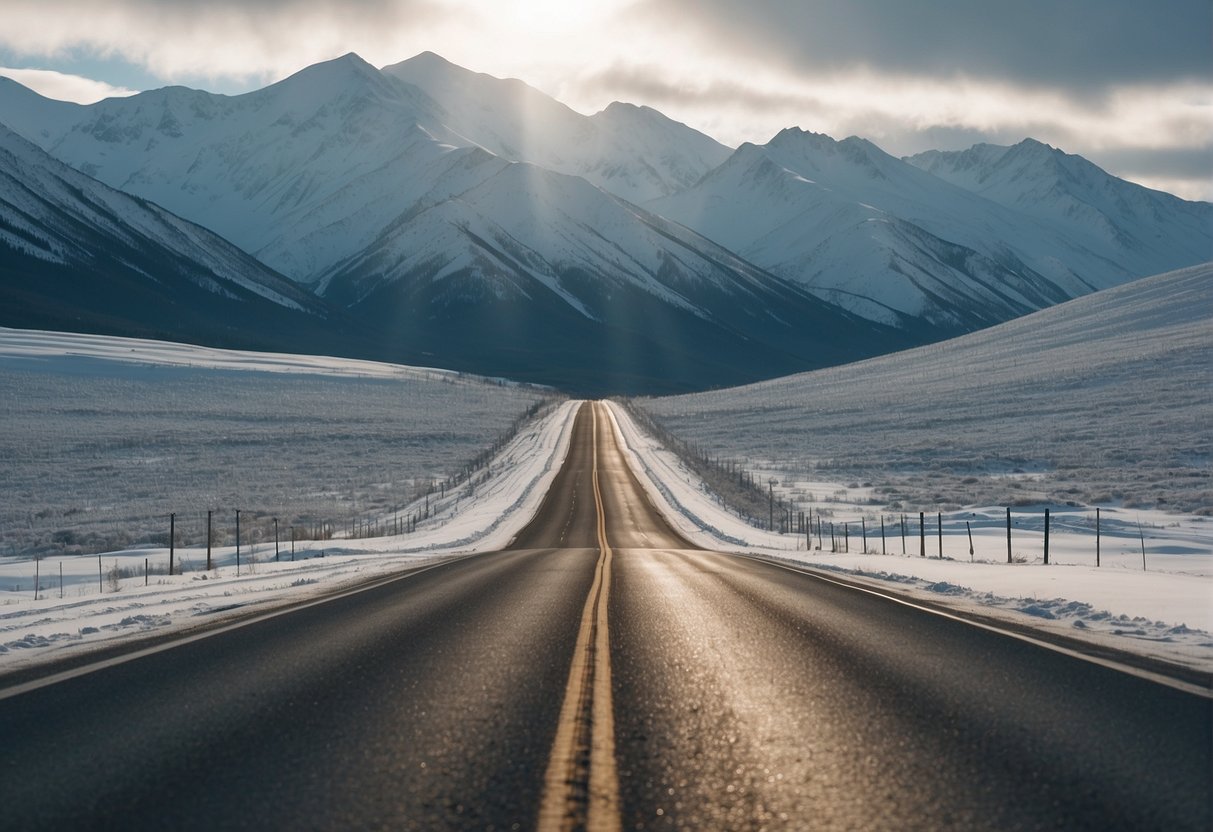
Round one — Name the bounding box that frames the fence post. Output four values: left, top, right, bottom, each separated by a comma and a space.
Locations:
1006, 507, 1012, 564
861, 518, 867, 553
937, 511, 943, 559
34, 557, 39, 601
236, 509, 241, 576
145, 557, 149, 586
274, 518, 280, 563
206, 509, 212, 571
919, 512, 925, 557
1096, 508, 1100, 568
1044, 508, 1050, 565
901, 514, 907, 554
881, 516, 886, 555
59, 562, 63, 599
98, 553, 103, 593
169, 512, 175, 576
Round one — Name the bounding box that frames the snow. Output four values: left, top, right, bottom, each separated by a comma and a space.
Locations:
0, 362, 578, 673
605, 401, 1213, 675
621, 266, 1213, 674
2, 306, 1208, 678
648, 128, 1211, 331
0, 124, 312, 311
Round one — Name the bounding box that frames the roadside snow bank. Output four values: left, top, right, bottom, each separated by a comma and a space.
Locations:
0, 400, 580, 674
605, 401, 1213, 674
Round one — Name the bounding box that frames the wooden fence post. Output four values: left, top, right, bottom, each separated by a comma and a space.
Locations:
1006, 508, 1012, 564
1096, 508, 1101, 568
1044, 508, 1050, 565
966, 522, 974, 562
881, 516, 886, 555
169, 512, 175, 576
919, 512, 925, 557
937, 512, 943, 559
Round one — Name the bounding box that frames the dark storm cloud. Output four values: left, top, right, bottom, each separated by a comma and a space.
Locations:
582, 62, 823, 112
633, 0, 1213, 92
1091, 145, 1213, 182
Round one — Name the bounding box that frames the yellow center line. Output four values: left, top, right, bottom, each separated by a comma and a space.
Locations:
537, 402, 622, 832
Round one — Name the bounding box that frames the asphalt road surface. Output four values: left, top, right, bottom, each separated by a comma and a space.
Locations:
1, 402, 1209, 830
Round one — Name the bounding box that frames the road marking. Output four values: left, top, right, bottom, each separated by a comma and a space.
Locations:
538, 403, 622, 832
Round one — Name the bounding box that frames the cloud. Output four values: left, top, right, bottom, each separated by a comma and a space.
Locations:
0, 67, 137, 103
0, 0, 446, 85
629, 0, 1213, 94
0, 0, 1206, 200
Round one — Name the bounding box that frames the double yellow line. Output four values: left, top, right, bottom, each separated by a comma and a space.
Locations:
537, 402, 622, 832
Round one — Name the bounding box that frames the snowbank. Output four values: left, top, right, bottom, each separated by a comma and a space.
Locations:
604, 401, 1213, 676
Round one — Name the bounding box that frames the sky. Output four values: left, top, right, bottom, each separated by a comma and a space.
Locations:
1, 0, 1209, 199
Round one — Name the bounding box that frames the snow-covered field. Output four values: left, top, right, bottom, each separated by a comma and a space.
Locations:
0, 366, 580, 673
3, 263, 1211, 682
634, 263, 1211, 516
0, 328, 553, 558
623, 265, 1213, 675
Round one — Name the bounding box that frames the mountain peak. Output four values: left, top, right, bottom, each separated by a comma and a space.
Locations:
279, 51, 382, 88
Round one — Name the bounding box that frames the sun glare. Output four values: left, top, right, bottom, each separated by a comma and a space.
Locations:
448, 0, 628, 36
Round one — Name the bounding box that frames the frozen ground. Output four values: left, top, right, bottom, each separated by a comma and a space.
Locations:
0, 328, 554, 558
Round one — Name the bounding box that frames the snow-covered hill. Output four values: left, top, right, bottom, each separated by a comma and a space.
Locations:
650, 128, 1211, 332
637, 262, 1213, 515
0, 123, 342, 350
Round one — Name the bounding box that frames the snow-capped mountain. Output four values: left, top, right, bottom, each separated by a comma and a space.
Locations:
0, 52, 729, 287
905, 140, 1213, 274
649, 128, 1210, 331
381, 52, 730, 204
320, 159, 913, 393
7, 54, 459, 283
1, 52, 1208, 392
0, 123, 341, 352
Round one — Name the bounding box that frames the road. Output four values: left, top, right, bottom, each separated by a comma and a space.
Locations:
0, 402, 1209, 830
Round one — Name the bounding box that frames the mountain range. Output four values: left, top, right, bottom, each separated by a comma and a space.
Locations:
1, 52, 1208, 393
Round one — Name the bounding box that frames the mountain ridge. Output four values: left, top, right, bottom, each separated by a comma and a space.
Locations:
0, 52, 1209, 394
